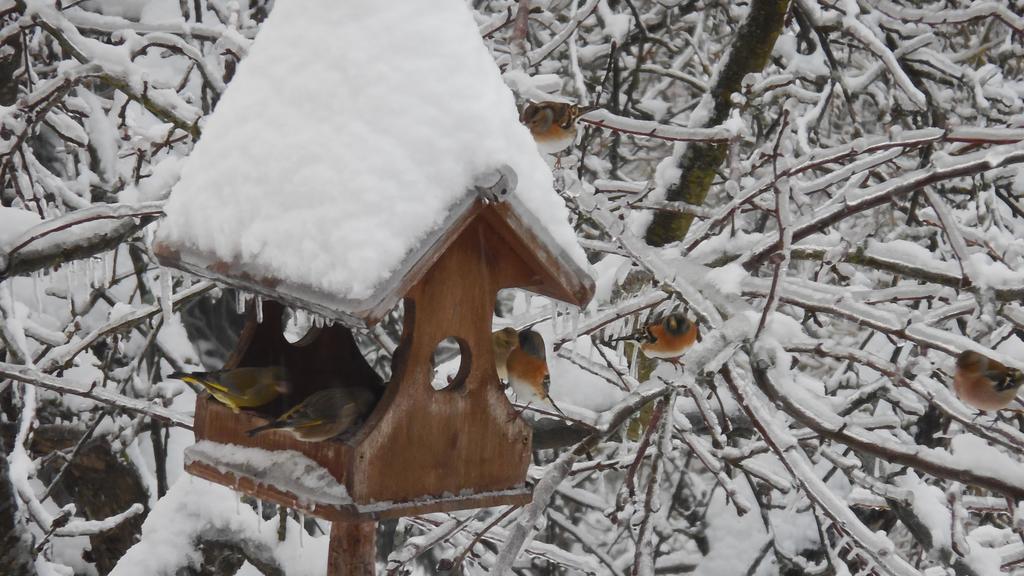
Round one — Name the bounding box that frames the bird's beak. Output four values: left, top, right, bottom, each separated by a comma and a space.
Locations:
578, 105, 600, 115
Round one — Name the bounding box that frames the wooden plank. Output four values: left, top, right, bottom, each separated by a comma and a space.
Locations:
184, 459, 359, 522
327, 521, 376, 576
484, 202, 595, 306
349, 220, 534, 504
184, 458, 530, 521
192, 393, 354, 489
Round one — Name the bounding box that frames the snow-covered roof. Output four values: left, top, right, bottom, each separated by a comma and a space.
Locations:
155, 0, 593, 323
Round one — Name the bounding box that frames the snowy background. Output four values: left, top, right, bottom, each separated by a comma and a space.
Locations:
2, 0, 1024, 575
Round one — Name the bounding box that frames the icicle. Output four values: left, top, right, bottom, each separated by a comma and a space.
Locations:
256, 500, 262, 533
94, 257, 104, 288
235, 290, 247, 314
33, 272, 43, 313
160, 272, 174, 327
298, 512, 304, 547
101, 253, 110, 288
629, 344, 639, 381
64, 264, 74, 314
255, 295, 263, 324
5, 280, 15, 314
85, 257, 94, 289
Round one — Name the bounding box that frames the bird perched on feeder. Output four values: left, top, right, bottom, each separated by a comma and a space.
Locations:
520, 101, 598, 155
953, 350, 1023, 411
607, 313, 699, 361
246, 386, 379, 442
170, 366, 290, 413
492, 327, 519, 382
505, 329, 569, 418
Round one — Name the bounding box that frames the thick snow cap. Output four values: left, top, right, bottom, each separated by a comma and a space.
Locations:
156, 0, 593, 323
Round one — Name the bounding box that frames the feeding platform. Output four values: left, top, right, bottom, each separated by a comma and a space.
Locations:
153, 0, 594, 570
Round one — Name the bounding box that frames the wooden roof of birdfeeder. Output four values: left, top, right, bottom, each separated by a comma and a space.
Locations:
153, 0, 595, 324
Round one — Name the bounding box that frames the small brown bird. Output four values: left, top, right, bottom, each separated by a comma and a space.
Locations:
953, 350, 1023, 411
246, 386, 378, 442
492, 327, 519, 382
170, 366, 289, 413
640, 313, 699, 360
520, 101, 598, 154
607, 313, 699, 361
506, 329, 568, 417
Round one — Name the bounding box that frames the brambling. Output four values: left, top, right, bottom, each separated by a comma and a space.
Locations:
953, 350, 1023, 411
607, 313, 699, 361
506, 329, 569, 418
246, 386, 378, 442
170, 366, 290, 413
492, 327, 519, 382
520, 101, 598, 155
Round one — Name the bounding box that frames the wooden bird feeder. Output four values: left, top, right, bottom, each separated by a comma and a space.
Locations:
155, 168, 593, 572
152, 1, 595, 571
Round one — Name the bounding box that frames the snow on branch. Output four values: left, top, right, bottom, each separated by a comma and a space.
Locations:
0, 361, 194, 429
745, 347, 1024, 500
580, 109, 737, 143
38, 280, 214, 372
0, 202, 164, 280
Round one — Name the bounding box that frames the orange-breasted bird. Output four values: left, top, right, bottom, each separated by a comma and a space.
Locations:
607, 313, 699, 361
520, 101, 598, 154
506, 329, 569, 418
246, 386, 378, 442
170, 366, 289, 413
953, 350, 1023, 411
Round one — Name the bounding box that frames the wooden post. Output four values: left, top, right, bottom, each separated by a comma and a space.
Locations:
327, 521, 376, 575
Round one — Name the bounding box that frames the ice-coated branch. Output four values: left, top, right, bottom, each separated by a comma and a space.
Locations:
53, 503, 145, 537
38, 280, 214, 372
837, 0, 927, 110
724, 362, 923, 576
386, 514, 473, 574
672, 395, 752, 515
785, 342, 1024, 453
743, 144, 1024, 269
0, 362, 193, 429
549, 509, 625, 576
0, 202, 164, 280
29, 4, 202, 137
631, 394, 672, 576
746, 350, 1024, 499
685, 127, 1024, 254
552, 289, 669, 349
492, 382, 671, 573
581, 109, 735, 143
874, 0, 1023, 33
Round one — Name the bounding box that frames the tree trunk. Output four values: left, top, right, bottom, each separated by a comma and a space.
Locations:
644, 0, 791, 247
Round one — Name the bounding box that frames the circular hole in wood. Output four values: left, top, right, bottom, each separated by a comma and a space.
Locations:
282, 308, 321, 346
430, 336, 470, 391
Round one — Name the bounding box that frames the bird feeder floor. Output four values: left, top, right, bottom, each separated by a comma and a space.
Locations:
184, 442, 531, 521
